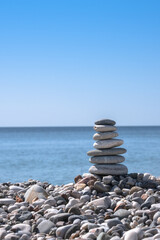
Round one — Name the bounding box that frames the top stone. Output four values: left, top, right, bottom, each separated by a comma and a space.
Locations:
95, 119, 116, 126
94, 125, 117, 132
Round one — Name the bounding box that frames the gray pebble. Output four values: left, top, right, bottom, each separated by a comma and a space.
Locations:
37, 220, 54, 234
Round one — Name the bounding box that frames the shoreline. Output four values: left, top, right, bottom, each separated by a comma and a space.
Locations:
0, 172, 160, 239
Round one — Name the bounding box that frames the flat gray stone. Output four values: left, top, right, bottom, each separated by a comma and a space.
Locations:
88, 196, 111, 208
105, 218, 122, 228
90, 155, 125, 164
51, 213, 71, 223
9, 186, 24, 192
87, 148, 127, 156
37, 220, 54, 233
11, 224, 31, 236
89, 164, 128, 175
93, 131, 118, 140
95, 119, 116, 125
123, 228, 144, 240
0, 198, 16, 205
18, 211, 32, 222
113, 209, 130, 219
94, 139, 123, 149
102, 175, 113, 184
94, 125, 117, 132
18, 211, 33, 222
94, 181, 110, 192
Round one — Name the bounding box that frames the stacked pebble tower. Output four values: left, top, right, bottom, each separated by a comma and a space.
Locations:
87, 119, 128, 176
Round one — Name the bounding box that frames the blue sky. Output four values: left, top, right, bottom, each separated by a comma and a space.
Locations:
0, 0, 160, 126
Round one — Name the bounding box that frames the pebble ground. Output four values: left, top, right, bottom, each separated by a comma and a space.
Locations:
0, 172, 160, 240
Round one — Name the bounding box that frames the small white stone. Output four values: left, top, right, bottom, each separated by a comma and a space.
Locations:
24, 185, 48, 203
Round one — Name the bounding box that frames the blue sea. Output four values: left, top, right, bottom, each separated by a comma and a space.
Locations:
0, 127, 160, 185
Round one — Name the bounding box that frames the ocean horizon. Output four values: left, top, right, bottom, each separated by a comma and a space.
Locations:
0, 126, 160, 185
0, 125, 160, 128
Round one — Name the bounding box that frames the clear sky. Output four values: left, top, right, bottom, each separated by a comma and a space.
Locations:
0, 0, 160, 126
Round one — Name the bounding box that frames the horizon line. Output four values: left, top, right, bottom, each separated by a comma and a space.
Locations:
0, 125, 160, 128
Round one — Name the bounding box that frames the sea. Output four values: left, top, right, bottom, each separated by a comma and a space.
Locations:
0, 127, 160, 185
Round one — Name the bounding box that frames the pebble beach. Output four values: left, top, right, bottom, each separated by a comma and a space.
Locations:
1, 0, 160, 238
1, 119, 160, 240
0, 172, 160, 240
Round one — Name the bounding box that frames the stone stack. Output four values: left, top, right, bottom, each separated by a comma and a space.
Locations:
87, 119, 128, 176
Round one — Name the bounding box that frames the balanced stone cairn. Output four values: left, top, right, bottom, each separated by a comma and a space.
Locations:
87, 119, 128, 176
